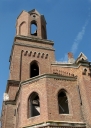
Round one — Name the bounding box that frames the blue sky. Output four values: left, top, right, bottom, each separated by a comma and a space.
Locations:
0, 0, 91, 113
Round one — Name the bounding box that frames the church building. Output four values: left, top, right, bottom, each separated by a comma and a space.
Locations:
1, 9, 91, 128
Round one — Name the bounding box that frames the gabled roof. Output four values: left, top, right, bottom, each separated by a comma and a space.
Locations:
17, 10, 28, 19
17, 9, 41, 20
75, 52, 88, 63
16, 9, 47, 24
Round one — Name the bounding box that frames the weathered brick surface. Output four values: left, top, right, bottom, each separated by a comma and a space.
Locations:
16, 77, 84, 128
8, 84, 19, 100
9, 39, 55, 81
1, 103, 16, 128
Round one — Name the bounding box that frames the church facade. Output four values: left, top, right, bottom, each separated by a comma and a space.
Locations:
1, 9, 91, 128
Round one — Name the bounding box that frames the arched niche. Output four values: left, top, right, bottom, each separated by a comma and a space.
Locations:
19, 21, 27, 35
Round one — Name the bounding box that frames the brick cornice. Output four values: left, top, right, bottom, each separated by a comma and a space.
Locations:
14, 35, 54, 45
51, 62, 90, 68
4, 100, 16, 105
9, 35, 55, 63
6, 80, 20, 93
15, 74, 77, 101
21, 73, 77, 86
14, 42, 55, 51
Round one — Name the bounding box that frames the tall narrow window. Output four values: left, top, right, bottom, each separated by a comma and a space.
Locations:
30, 61, 39, 78
30, 21, 37, 36
58, 90, 69, 114
28, 92, 40, 118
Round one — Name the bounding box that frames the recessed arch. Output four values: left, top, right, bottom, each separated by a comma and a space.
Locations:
58, 89, 69, 114
30, 60, 39, 78
28, 92, 40, 118
19, 21, 27, 35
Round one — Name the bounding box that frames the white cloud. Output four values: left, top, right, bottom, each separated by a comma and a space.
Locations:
60, 20, 88, 62
71, 20, 88, 54
89, 0, 91, 3
71, 5, 91, 55
58, 6, 91, 62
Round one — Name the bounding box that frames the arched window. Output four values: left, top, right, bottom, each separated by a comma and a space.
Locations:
30, 61, 39, 78
28, 92, 40, 118
58, 90, 69, 114
30, 21, 37, 36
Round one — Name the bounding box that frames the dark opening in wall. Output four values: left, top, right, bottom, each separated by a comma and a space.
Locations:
28, 92, 40, 117
30, 61, 39, 78
58, 91, 69, 114
30, 21, 37, 36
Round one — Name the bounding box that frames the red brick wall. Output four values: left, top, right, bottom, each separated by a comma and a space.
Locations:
10, 39, 55, 81
15, 76, 84, 128
1, 103, 16, 128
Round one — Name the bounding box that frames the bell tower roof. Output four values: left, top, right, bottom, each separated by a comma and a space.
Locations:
28, 9, 41, 16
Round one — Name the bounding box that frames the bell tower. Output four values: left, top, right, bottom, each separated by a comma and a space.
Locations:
16, 9, 47, 39
1, 9, 55, 128
9, 9, 55, 81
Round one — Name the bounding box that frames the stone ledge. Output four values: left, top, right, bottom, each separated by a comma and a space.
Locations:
14, 42, 55, 51
22, 121, 86, 128
21, 73, 77, 86
6, 80, 20, 93
4, 100, 16, 105
51, 62, 90, 68
14, 35, 54, 45
15, 74, 77, 101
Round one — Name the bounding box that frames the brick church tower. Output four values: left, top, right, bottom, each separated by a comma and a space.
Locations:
1, 9, 91, 128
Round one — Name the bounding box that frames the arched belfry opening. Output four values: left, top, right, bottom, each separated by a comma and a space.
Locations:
30, 61, 39, 78
58, 90, 69, 114
30, 21, 37, 36
28, 92, 40, 118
